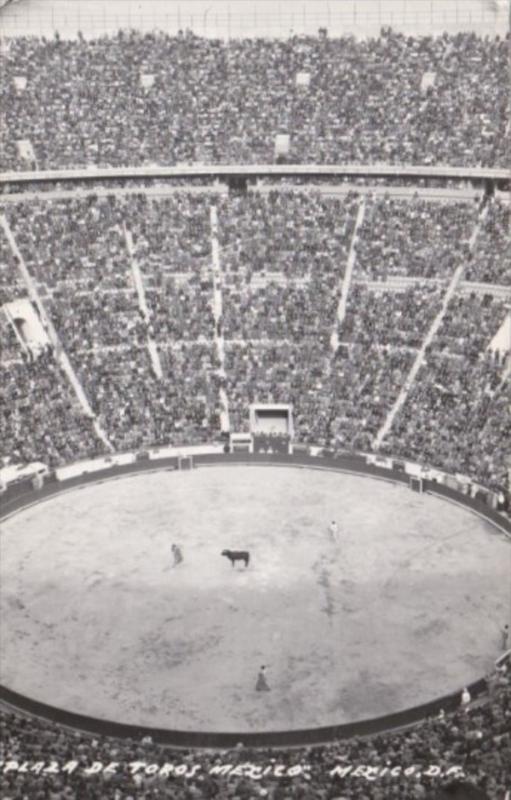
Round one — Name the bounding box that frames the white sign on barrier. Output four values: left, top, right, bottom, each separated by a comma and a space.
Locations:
404, 461, 422, 477
366, 454, 393, 470
148, 444, 223, 460
0, 461, 48, 488
55, 453, 136, 481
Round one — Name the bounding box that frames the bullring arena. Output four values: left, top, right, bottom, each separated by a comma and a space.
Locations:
1, 0, 511, 798
1, 455, 509, 740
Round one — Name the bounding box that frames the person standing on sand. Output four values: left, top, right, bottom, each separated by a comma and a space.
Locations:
328, 520, 339, 543
171, 544, 183, 566
256, 665, 270, 691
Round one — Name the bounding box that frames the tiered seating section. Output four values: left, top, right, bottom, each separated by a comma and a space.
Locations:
1, 193, 509, 488
0, 30, 508, 170
354, 196, 476, 279
0, 351, 102, 465
382, 293, 510, 489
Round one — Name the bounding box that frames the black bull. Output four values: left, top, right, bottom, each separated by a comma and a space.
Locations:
221, 549, 250, 568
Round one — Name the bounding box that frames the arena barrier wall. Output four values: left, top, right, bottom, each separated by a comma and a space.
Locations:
0, 676, 488, 750
1, 447, 509, 747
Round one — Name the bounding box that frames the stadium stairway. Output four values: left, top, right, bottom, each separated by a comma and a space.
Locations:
209, 204, 230, 433
330, 196, 366, 352
123, 222, 163, 379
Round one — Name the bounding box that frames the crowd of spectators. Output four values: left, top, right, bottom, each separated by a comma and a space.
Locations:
353, 196, 476, 281
146, 282, 215, 343
0, 666, 509, 800
128, 194, 215, 341
323, 345, 415, 453
382, 353, 511, 489
0, 348, 103, 466
466, 200, 511, 285
216, 193, 510, 472
382, 352, 510, 491
48, 289, 147, 351
433, 293, 508, 359
0, 190, 509, 490
321, 283, 443, 451
1, 29, 508, 171
128, 194, 212, 278
74, 344, 221, 452
219, 191, 358, 342
225, 341, 331, 438
2, 194, 222, 452
222, 281, 333, 343
0, 313, 21, 363
4, 196, 130, 288
223, 280, 444, 452
0, 227, 27, 306
219, 192, 356, 278
381, 293, 510, 490
340, 284, 443, 349
225, 340, 412, 454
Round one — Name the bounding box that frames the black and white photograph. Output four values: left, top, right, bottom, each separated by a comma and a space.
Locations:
0, 1, 510, 798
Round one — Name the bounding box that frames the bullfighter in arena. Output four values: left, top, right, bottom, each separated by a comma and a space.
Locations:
256, 665, 270, 692
171, 543, 183, 566
328, 520, 339, 543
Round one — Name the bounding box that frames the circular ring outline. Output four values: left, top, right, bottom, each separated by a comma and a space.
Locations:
1, 450, 508, 748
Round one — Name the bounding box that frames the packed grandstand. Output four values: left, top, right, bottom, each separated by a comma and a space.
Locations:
0, 10, 510, 800
1, 190, 509, 489
0, 28, 509, 169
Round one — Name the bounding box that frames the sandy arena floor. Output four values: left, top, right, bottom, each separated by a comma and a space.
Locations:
1, 465, 509, 733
